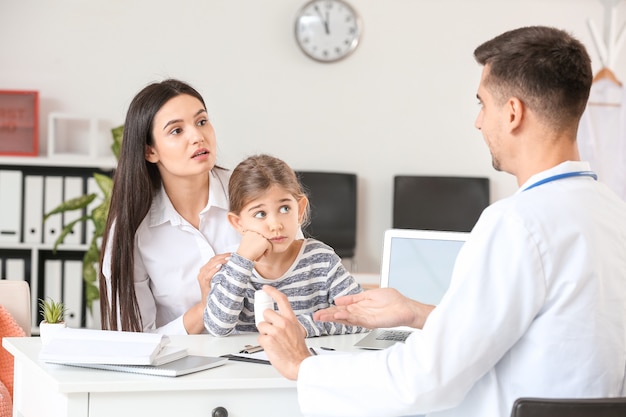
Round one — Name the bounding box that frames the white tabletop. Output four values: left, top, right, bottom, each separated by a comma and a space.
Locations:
3, 332, 365, 394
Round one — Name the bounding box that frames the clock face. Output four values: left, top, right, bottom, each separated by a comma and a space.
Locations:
294, 0, 361, 63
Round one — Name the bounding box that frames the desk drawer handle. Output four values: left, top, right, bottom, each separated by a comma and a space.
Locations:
212, 406, 228, 417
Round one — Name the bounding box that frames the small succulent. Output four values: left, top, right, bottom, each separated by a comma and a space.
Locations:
38, 297, 68, 324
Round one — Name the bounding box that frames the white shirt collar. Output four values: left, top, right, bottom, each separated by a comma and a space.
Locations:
148, 169, 230, 227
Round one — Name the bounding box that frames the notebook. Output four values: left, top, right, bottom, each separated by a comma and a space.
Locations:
64, 355, 228, 377
39, 327, 180, 365
355, 228, 468, 349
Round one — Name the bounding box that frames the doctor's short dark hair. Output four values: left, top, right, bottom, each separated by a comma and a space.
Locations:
473, 25, 592, 131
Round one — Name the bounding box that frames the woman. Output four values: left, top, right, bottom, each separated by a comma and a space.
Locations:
99, 79, 240, 334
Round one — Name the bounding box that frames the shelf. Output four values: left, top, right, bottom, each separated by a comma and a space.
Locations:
0, 242, 89, 251
0, 159, 111, 330
0, 155, 116, 170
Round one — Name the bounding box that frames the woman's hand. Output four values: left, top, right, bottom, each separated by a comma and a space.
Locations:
197, 253, 232, 301
183, 252, 231, 334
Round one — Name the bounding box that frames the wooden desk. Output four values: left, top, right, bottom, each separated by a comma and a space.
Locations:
3, 333, 365, 417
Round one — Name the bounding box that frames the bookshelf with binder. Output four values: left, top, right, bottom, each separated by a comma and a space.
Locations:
0, 155, 115, 333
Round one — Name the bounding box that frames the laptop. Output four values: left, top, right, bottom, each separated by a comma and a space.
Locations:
354, 228, 468, 349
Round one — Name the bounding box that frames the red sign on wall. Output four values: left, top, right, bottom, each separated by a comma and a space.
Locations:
0, 90, 39, 156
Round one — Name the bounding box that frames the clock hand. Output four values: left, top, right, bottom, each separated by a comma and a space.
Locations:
324, 11, 330, 34
315, 6, 330, 35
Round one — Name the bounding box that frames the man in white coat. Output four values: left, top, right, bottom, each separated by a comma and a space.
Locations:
257, 26, 626, 417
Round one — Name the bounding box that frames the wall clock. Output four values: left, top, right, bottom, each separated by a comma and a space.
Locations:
294, 0, 362, 63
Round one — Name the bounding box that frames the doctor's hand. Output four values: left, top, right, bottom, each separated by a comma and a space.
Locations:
257, 285, 311, 381
314, 287, 436, 330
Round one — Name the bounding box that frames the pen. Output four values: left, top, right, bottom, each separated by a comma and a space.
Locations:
309, 347, 318, 356
240, 344, 264, 354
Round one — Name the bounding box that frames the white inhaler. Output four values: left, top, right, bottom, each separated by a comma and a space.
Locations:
254, 290, 275, 326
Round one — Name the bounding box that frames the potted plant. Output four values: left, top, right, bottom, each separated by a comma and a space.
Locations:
38, 297, 68, 345
44, 126, 122, 316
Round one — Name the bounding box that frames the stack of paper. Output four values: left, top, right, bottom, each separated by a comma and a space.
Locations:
39, 328, 188, 366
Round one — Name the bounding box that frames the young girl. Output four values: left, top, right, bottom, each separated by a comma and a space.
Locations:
203, 154, 367, 337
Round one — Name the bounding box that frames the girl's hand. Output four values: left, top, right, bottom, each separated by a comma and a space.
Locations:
237, 230, 272, 262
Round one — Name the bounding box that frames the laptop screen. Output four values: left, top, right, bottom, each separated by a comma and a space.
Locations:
380, 229, 468, 305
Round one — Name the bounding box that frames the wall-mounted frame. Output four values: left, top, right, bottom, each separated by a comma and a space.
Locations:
0, 90, 39, 156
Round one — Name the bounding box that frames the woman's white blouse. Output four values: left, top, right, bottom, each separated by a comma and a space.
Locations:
102, 169, 241, 334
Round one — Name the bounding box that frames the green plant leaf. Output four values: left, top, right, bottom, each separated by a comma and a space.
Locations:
43, 194, 97, 221
111, 125, 123, 159
92, 201, 109, 236
84, 281, 99, 314
82, 239, 101, 313
94, 173, 113, 198
38, 297, 67, 323
40, 126, 120, 322
83, 239, 100, 268
51, 215, 91, 252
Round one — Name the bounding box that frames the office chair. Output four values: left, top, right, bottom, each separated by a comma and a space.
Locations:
0, 280, 30, 407
393, 175, 490, 232
0, 280, 31, 336
295, 171, 357, 260
511, 397, 626, 417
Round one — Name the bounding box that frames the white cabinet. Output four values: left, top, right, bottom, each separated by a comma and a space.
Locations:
0, 156, 115, 332
88, 389, 299, 417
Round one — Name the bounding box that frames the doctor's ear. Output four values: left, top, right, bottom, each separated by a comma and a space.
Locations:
506, 97, 525, 131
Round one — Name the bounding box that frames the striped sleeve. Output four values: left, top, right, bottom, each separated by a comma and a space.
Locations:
278, 240, 369, 337
203, 253, 256, 336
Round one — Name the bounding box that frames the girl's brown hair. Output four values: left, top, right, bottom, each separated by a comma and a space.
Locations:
229, 154, 310, 227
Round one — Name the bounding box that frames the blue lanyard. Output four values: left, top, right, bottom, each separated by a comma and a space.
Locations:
523, 171, 597, 192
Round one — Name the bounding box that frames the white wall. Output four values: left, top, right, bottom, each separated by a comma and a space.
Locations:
1, 0, 625, 273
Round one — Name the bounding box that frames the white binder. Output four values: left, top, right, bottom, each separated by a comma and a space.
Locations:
63, 259, 83, 328
24, 175, 44, 243
43, 259, 62, 303
5, 258, 26, 281
0, 170, 23, 243
44, 176, 63, 245
63, 176, 84, 245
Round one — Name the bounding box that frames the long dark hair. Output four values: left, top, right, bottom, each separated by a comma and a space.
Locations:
99, 79, 207, 332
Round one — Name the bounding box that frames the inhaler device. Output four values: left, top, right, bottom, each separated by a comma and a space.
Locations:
254, 290, 275, 326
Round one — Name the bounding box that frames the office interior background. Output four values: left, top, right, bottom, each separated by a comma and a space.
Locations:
1, 0, 625, 273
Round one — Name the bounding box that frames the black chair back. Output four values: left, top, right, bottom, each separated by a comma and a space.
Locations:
393, 175, 490, 232
511, 397, 626, 417
296, 171, 357, 259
